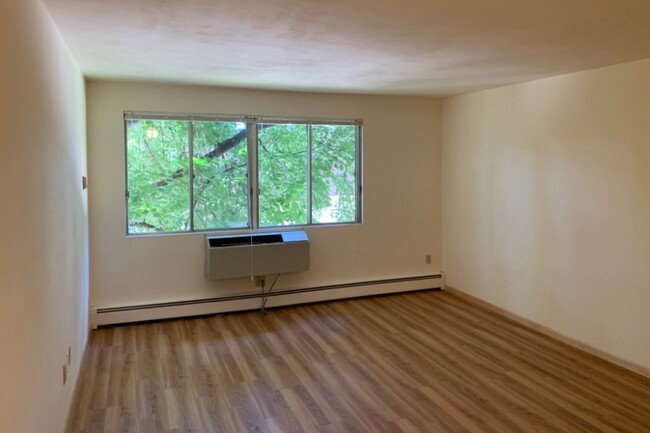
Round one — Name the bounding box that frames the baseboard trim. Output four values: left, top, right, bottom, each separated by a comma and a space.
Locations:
63, 333, 91, 433
92, 274, 443, 328
444, 286, 650, 379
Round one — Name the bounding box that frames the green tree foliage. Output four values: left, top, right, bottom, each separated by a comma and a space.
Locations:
258, 123, 308, 226
126, 118, 358, 234
126, 119, 190, 232
312, 125, 357, 223
193, 121, 249, 230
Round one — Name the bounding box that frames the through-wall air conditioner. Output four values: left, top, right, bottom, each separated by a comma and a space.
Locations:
205, 231, 310, 280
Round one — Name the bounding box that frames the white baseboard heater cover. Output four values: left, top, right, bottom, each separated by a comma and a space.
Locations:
91, 274, 443, 328
206, 231, 309, 280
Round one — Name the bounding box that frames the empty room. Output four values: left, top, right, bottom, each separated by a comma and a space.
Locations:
1, 0, 650, 432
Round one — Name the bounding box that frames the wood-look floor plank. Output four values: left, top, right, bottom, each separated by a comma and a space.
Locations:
67, 291, 650, 433
423, 295, 650, 432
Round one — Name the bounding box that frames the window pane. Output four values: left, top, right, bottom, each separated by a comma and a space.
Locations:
126, 119, 190, 233
258, 123, 308, 227
192, 121, 250, 230
311, 125, 357, 223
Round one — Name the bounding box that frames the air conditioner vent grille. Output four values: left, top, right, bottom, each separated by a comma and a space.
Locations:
205, 231, 309, 280
208, 234, 283, 248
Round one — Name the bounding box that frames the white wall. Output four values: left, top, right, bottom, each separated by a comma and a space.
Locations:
442, 58, 650, 369
0, 0, 89, 432
86, 81, 441, 309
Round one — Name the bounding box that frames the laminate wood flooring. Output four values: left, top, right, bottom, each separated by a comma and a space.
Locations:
66, 290, 650, 433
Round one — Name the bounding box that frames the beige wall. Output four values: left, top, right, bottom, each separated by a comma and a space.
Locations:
0, 0, 88, 432
86, 81, 441, 309
442, 58, 650, 368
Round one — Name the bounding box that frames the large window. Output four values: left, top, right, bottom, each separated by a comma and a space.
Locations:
125, 113, 362, 234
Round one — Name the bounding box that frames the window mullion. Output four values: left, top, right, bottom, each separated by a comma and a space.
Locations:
188, 121, 195, 231
248, 121, 259, 229
124, 118, 130, 236
307, 124, 313, 225
356, 126, 363, 223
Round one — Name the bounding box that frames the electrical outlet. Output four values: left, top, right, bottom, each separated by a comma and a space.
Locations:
425, 254, 432, 264
67, 347, 71, 365
63, 364, 68, 385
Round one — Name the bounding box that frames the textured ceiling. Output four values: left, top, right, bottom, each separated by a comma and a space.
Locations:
41, 0, 650, 96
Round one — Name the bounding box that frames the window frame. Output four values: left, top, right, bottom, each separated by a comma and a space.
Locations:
123, 111, 363, 236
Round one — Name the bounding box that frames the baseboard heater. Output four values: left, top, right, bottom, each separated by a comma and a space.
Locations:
91, 274, 443, 328
205, 231, 309, 279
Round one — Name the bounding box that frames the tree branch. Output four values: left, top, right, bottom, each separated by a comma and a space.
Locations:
154, 126, 274, 188
203, 129, 248, 159
129, 221, 163, 231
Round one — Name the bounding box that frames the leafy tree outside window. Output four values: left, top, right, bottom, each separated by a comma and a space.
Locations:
125, 113, 362, 234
